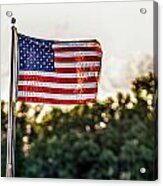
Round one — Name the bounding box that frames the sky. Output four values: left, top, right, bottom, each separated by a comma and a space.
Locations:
0, 1, 154, 103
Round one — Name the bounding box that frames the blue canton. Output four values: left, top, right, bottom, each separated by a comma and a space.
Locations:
18, 34, 54, 72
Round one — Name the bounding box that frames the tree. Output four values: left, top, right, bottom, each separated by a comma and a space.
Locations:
1, 72, 157, 180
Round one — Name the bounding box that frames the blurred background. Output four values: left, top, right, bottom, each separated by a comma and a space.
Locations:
1, 1, 157, 180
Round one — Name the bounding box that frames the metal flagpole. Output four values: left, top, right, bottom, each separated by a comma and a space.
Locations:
6, 17, 17, 177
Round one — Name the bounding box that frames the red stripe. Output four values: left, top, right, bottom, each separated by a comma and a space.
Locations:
54, 40, 100, 45
18, 86, 97, 94
54, 47, 102, 52
19, 75, 99, 83
18, 97, 96, 104
55, 67, 101, 73
54, 56, 101, 62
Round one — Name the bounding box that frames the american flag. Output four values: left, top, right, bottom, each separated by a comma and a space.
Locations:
17, 34, 102, 104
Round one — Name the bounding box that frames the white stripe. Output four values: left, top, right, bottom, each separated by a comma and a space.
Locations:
54, 42, 100, 48
18, 91, 96, 100
18, 81, 97, 89
55, 61, 100, 68
19, 70, 55, 77
55, 51, 101, 57
19, 70, 99, 78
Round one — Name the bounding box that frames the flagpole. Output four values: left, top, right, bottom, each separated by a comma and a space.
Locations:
6, 17, 17, 177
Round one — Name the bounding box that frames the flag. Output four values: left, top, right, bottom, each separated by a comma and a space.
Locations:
17, 34, 102, 104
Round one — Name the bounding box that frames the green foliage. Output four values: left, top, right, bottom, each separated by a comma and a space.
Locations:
1, 72, 157, 180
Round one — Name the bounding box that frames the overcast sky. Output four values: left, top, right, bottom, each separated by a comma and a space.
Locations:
0, 1, 154, 102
